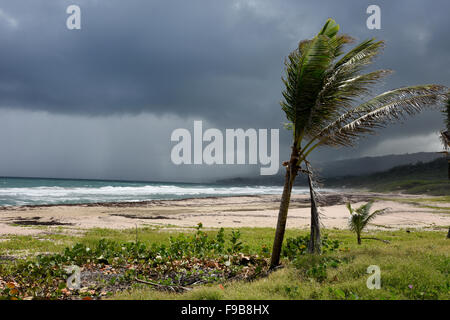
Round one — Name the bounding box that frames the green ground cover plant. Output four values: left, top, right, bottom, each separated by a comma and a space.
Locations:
0, 226, 448, 300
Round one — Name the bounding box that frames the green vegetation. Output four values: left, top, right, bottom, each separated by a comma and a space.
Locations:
347, 202, 387, 244
0, 226, 448, 300
0, 225, 268, 299
371, 180, 449, 196
113, 228, 449, 300
282, 234, 340, 259
326, 158, 449, 196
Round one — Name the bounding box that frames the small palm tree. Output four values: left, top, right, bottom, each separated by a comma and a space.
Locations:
347, 201, 386, 244
270, 18, 447, 268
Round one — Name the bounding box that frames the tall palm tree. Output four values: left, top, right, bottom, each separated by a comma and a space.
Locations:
270, 19, 447, 268
347, 201, 386, 244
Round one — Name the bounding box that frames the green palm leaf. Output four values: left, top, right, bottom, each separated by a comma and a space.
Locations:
317, 85, 447, 147
281, 19, 346, 143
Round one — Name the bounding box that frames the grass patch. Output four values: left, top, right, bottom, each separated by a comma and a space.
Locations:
113, 229, 449, 300
0, 234, 73, 256
0, 226, 448, 300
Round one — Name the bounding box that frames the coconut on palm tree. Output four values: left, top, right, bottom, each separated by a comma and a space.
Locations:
270, 19, 448, 268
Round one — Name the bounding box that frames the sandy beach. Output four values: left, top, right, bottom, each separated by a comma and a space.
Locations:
0, 192, 448, 236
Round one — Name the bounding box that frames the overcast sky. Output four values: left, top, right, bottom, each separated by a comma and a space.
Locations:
0, 0, 448, 182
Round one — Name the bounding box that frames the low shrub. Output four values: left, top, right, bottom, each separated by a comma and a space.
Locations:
0, 224, 268, 300
282, 234, 340, 259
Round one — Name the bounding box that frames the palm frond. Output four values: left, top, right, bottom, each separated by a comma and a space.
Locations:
356, 201, 374, 216
334, 38, 384, 70
281, 35, 335, 140
303, 41, 387, 139
346, 202, 353, 214
362, 208, 387, 230
281, 19, 347, 143
318, 19, 353, 58
315, 85, 448, 147
318, 18, 340, 38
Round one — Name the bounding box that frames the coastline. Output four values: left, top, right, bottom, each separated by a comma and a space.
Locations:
0, 191, 448, 236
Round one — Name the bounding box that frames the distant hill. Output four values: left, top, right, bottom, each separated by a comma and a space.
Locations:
216, 152, 444, 186
324, 157, 449, 196
315, 152, 441, 178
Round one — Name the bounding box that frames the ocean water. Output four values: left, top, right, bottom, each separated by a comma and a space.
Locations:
0, 177, 312, 206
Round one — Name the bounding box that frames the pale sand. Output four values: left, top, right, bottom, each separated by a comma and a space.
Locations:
0, 192, 449, 236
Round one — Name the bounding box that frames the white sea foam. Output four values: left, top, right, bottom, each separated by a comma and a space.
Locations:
0, 184, 316, 206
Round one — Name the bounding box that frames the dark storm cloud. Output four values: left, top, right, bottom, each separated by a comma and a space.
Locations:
0, 1, 448, 122
0, 0, 292, 122
0, 0, 448, 180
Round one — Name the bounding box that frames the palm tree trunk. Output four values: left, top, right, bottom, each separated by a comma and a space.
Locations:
447, 227, 450, 239
357, 233, 362, 245
447, 157, 450, 180
270, 146, 299, 269
307, 174, 321, 254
